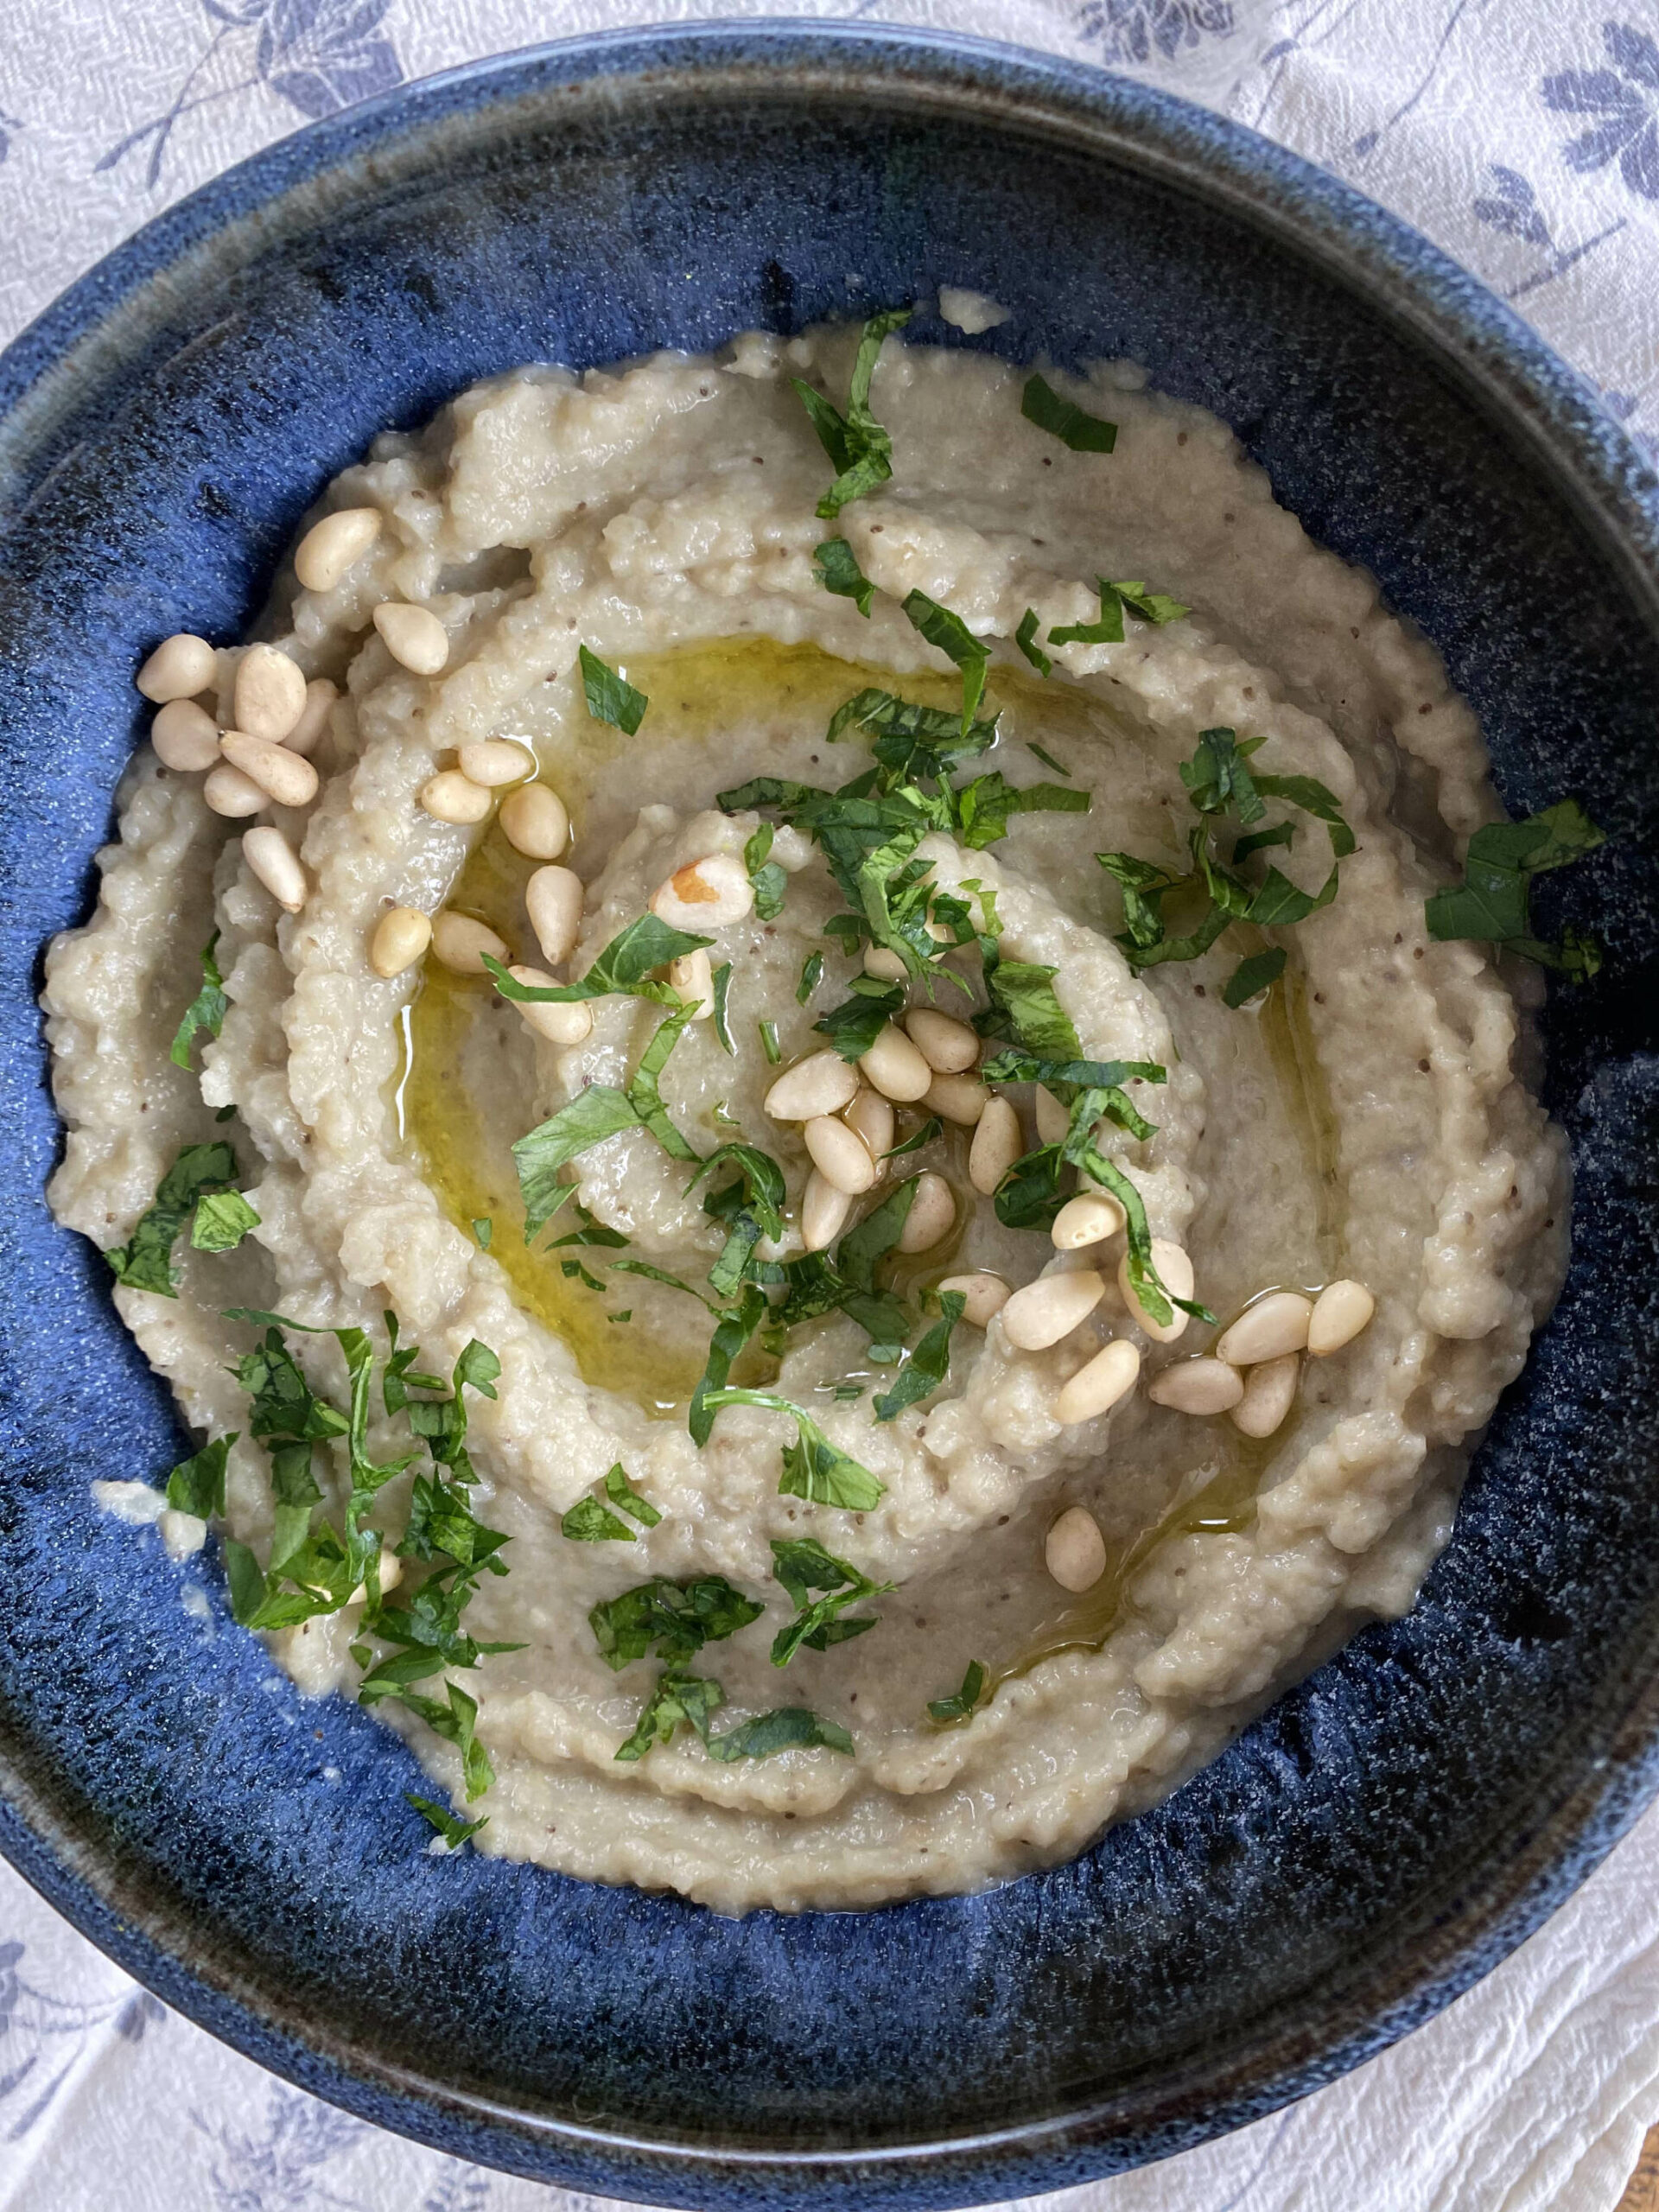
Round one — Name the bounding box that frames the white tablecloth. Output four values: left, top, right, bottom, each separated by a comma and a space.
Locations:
4, 3, 1659, 2207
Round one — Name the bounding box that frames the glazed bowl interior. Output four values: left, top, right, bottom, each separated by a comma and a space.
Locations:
1, 26, 1656, 2209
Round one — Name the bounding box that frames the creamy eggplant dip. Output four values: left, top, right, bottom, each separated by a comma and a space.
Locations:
43, 306, 1594, 1913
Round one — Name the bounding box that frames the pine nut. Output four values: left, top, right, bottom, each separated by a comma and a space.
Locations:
203, 764, 266, 818
1035, 1084, 1070, 1145
926, 1071, 990, 1127
1216, 1291, 1313, 1367
1118, 1238, 1194, 1344
499, 783, 569, 860
1045, 1504, 1107, 1592
859, 1023, 933, 1103
370, 906, 431, 979
1230, 1352, 1300, 1438
863, 945, 909, 982
152, 698, 221, 772
1001, 1268, 1105, 1351
969, 1095, 1021, 1193
764, 1049, 860, 1122
295, 505, 382, 592
803, 1171, 853, 1253
842, 1087, 894, 1161
938, 1272, 1011, 1328
459, 738, 535, 788
219, 731, 320, 809
419, 770, 493, 826
525, 866, 584, 966
649, 851, 754, 932
137, 633, 217, 703
1308, 1279, 1376, 1356
668, 947, 715, 1020
232, 644, 307, 742
804, 1114, 877, 1196
1052, 1192, 1126, 1249
906, 1007, 979, 1073
1054, 1336, 1141, 1426
283, 677, 337, 759
431, 912, 509, 976
897, 1172, 955, 1253
374, 601, 449, 674
159, 1508, 208, 1561
1148, 1357, 1243, 1414
772, 824, 814, 873
507, 963, 594, 1045
242, 825, 307, 912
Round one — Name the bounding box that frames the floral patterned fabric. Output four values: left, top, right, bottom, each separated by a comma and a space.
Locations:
3, 3, 1659, 2207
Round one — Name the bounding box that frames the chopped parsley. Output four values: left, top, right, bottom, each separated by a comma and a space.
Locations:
688, 1281, 768, 1447
882, 1115, 942, 1160
614, 1667, 727, 1761
955, 772, 1087, 850
1222, 947, 1287, 1007
613, 1669, 852, 1764
759, 1019, 782, 1065
873, 1290, 965, 1421
1424, 798, 1605, 977
107, 1141, 241, 1296
769, 1536, 893, 1666
563, 1466, 658, 1541
701, 1388, 885, 1510
796, 950, 824, 1004
1049, 577, 1189, 647
579, 645, 647, 734
928, 1659, 987, 1725
169, 931, 228, 1070
791, 307, 912, 518
901, 589, 989, 734
189, 1186, 260, 1253
1021, 372, 1117, 453
165, 1432, 236, 1519
744, 822, 787, 919
1014, 608, 1052, 677
472, 1216, 493, 1249
814, 974, 905, 1060
813, 537, 876, 616
1027, 740, 1071, 778
406, 1795, 487, 1849
710, 959, 736, 1054
485, 916, 712, 1012
589, 1573, 764, 1670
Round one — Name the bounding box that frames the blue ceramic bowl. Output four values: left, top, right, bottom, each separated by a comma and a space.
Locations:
1, 24, 1656, 2207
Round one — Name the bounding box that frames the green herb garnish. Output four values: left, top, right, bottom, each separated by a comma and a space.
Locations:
744, 822, 788, 920
814, 537, 877, 616
589, 1574, 764, 1670
485, 916, 712, 1013
1027, 740, 1070, 777
759, 1019, 782, 1065
165, 1432, 236, 1519
107, 1141, 240, 1296
928, 1659, 987, 1724
873, 1290, 965, 1421
1014, 609, 1052, 677
710, 959, 736, 1055
796, 950, 824, 1004
1021, 372, 1117, 452
579, 645, 647, 734
792, 307, 912, 518
190, 1186, 260, 1253
901, 589, 989, 734
169, 931, 228, 1070
1050, 577, 1189, 647
768, 1536, 893, 1666
1424, 799, 1605, 977
701, 1389, 885, 1510
814, 975, 905, 1060
406, 1795, 487, 1849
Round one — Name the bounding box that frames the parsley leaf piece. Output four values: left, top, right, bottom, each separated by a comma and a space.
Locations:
485, 916, 712, 1010
1424, 799, 1605, 978
613, 1666, 726, 1761
1027, 740, 1070, 777
1253, 773, 1356, 859
1180, 727, 1266, 822
978, 1050, 1166, 1092
955, 772, 1088, 849
814, 537, 877, 616
901, 589, 990, 734
827, 687, 1000, 785
562, 1495, 637, 1541
882, 1115, 942, 1160
169, 931, 228, 1071
611, 1258, 719, 1310
814, 976, 905, 1060
1015, 609, 1052, 677
928, 1658, 987, 1724
689, 1143, 787, 1242
543, 1203, 630, 1256
993, 1141, 1066, 1230
710, 960, 736, 1056
689, 1281, 768, 1446
190, 1186, 260, 1253
512, 1089, 642, 1238
791, 307, 912, 518
366, 1679, 493, 1800
744, 822, 788, 920
705, 1707, 855, 1762
702, 1388, 885, 1510
982, 960, 1082, 1058
759, 1020, 782, 1065
1115, 581, 1191, 626
590, 1574, 765, 1671
874, 1291, 965, 1421
472, 1217, 493, 1250
626, 1002, 702, 1163
769, 1535, 893, 1666
165, 1432, 236, 1519
1021, 372, 1117, 452
1051, 577, 1188, 650
1246, 864, 1339, 930
108, 1141, 239, 1296
1232, 820, 1297, 863
406, 1794, 487, 1849
579, 645, 647, 734
797, 950, 824, 1004
606, 1462, 662, 1528
1077, 1149, 1214, 1329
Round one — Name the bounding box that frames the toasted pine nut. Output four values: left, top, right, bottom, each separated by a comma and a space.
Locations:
926, 1071, 990, 1127
668, 947, 715, 1020
1001, 1268, 1105, 1351
1035, 1084, 1070, 1145
803, 1170, 853, 1253
842, 1088, 894, 1162
862, 945, 909, 982
459, 739, 535, 788
152, 698, 221, 772
804, 1114, 877, 1196
219, 730, 320, 809
232, 644, 308, 742
374, 601, 449, 674
859, 1023, 933, 1103
772, 824, 814, 872
1307, 1279, 1376, 1356
1052, 1192, 1126, 1250
906, 1007, 979, 1073
137, 632, 218, 703
370, 906, 431, 979
1216, 1291, 1313, 1367
203, 763, 266, 818
283, 677, 337, 758
1045, 1504, 1107, 1592
242, 825, 307, 912
938, 1272, 1011, 1328
969, 1095, 1021, 1193
1118, 1237, 1194, 1345
525, 866, 584, 966
765, 1049, 860, 1122
507, 963, 594, 1045
898, 1172, 955, 1253
419, 771, 493, 826
1148, 1357, 1243, 1414
499, 783, 569, 860
649, 851, 754, 932
295, 505, 382, 592
1054, 1337, 1141, 1426
431, 911, 509, 976
1230, 1352, 1300, 1438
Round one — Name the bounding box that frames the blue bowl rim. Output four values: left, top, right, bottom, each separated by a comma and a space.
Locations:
2, 19, 1658, 2203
